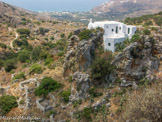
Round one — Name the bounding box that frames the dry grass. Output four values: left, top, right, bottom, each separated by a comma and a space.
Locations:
121, 82, 162, 122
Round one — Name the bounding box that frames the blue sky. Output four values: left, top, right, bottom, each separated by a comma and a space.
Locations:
0, 0, 108, 12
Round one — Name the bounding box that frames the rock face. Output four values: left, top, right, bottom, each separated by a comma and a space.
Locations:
63, 29, 104, 76
70, 72, 90, 101
112, 36, 161, 86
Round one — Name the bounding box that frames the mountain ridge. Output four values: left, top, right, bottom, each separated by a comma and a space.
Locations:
92, 0, 162, 18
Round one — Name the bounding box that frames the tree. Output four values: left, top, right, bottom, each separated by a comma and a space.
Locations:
0, 95, 18, 115
35, 77, 62, 96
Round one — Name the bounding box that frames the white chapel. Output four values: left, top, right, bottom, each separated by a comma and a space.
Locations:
88, 19, 136, 52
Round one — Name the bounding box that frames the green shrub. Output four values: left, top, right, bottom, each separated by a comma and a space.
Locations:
29, 64, 43, 74
4, 59, 17, 72
115, 39, 129, 52
131, 34, 140, 42
34, 21, 41, 25
35, 77, 62, 96
19, 100, 25, 104
0, 43, 7, 49
143, 29, 151, 35
42, 42, 56, 49
79, 29, 92, 40
72, 99, 82, 108
17, 50, 30, 63
76, 107, 93, 121
31, 46, 41, 61
47, 62, 56, 69
68, 76, 73, 83
68, 32, 73, 39
89, 87, 103, 98
155, 16, 162, 26
12, 72, 25, 81
13, 38, 29, 48
57, 51, 64, 57
60, 89, 71, 103
91, 54, 115, 84
19, 34, 28, 39
50, 36, 54, 41
40, 50, 49, 60
0, 95, 18, 115
44, 56, 54, 66
38, 27, 49, 35
60, 33, 65, 38
144, 21, 153, 26
44, 37, 48, 41
16, 28, 30, 36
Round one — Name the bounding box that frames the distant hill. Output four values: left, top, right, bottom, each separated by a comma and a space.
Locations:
0, 2, 35, 26
0, 2, 51, 26
92, 0, 162, 19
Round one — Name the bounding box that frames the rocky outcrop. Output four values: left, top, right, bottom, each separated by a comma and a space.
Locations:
70, 72, 90, 101
63, 29, 104, 76
112, 36, 161, 86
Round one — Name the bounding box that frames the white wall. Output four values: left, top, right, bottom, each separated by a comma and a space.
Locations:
104, 36, 126, 52
104, 36, 115, 52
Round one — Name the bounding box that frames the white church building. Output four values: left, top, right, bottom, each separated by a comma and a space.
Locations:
88, 19, 136, 52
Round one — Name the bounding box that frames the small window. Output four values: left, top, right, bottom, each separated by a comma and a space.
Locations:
107, 26, 109, 28
119, 27, 121, 30
128, 28, 130, 34
116, 26, 118, 34
108, 43, 111, 46
112, 29, 114, 32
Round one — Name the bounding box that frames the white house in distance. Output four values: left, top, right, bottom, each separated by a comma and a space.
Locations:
88, 19, 136, 52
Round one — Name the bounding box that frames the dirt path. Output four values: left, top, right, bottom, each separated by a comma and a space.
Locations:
10, 30, 19, 48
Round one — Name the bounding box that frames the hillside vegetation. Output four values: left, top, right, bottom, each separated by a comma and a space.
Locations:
124, 11, 162, 26
0, 2, 161, 122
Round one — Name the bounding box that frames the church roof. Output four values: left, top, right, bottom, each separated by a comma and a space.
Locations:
93, 21, 123, 25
